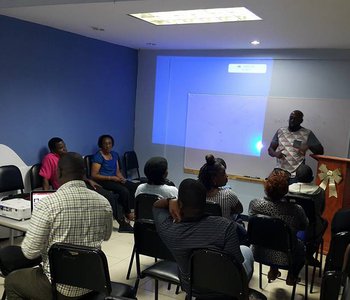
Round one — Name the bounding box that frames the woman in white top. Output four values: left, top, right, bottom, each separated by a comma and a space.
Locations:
135, 157, 178, 199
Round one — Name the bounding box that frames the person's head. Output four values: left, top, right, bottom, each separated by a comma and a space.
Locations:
296, 164, 314, 183
264, 170, 289, 201
57, 152, 85, 186
288, 110, 304, 131
144, 157, 168, 185
98, 134, 114, 153
48, 137, 67, 156
216, 157, 227, 169
178, 178, 207, 219
198, 154, 228, 191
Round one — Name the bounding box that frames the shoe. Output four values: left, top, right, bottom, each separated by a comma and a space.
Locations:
118, 223, 134, 233
267, 268, 281, 282
286, 273, 301, 286
307, 257, 321, 267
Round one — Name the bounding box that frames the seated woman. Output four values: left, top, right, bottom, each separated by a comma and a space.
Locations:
91, 134, 137, 221
249, 170, 308, 285
288, 164, 327, 267
135, 156, 178, 199
198, 154, 243, 219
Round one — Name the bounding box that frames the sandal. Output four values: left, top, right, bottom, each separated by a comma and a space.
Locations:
267, 268, 281, 282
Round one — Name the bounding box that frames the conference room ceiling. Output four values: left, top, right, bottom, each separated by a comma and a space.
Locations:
1, 0, 350, 50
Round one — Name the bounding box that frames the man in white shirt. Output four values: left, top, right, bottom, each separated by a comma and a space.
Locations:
5, 152, 113, 300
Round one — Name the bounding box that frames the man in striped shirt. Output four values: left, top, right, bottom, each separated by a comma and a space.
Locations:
5, 152, 113, 300
153, 178, 254, 295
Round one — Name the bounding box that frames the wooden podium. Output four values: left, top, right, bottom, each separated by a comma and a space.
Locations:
311, 154, 350, 252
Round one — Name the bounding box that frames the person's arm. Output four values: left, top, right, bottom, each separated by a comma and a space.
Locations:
153, 197, 181, 222
268, 131, 286, 159
42, 178, 50, 190
103, 207, 113, 241
116, 159, 126, 183
223, 222, 244, 264
21, 203, 51, 259
229, 191, 243, 214
307, 131, 324, 155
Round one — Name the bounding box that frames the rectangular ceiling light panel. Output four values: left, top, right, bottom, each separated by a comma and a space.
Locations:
130, 7, 262, 25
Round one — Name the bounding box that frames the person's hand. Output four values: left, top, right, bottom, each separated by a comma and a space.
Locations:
275, 151, 286, 159
86, 179, 101, 190
298, 144, 309, 155
168, 199, 181, 222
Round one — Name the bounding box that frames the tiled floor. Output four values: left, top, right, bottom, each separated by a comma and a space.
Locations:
0, 221, 324, 300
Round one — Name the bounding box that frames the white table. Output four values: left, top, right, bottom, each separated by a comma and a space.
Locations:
0, 216, 30, 244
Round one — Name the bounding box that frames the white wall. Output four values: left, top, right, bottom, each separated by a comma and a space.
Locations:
134, 49, 350, 214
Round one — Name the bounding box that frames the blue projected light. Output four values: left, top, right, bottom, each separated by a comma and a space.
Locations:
152, 56, 274, 157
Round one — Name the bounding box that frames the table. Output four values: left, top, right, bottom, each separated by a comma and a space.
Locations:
0, 216, 30, 244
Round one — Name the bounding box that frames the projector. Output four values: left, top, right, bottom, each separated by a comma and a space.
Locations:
0, 198, 31, 221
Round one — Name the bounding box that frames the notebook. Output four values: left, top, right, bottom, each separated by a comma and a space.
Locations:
30, 190, 55, 211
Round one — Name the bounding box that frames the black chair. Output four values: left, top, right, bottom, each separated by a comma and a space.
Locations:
0, 165, 28, 199
248, 215, 308, 300
134, 219, 180, 300
48, 243, 137, 300
320, 242, 350, 300
188, 249, 266, 300
319, 270, 342, 300
126, 193, 160, 280
29, 163, 43, 190
285, 193, 327, 292
205, 200, 222, 216
123, 151, 147, 182
324, 231, 350, 273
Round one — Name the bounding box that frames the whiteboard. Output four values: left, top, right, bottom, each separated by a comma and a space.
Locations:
184, 96, 350, 179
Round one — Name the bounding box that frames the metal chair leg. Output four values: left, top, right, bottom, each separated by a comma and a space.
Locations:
259, 263, 263, 289
126, 245, 136, 279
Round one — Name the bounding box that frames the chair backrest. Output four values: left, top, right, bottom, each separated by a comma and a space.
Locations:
248, 214, 295, 254
83, 155, 93, 178
285, 193, 316, 223
29, 163, 42, 190
205, 201, 222, 216
124, 151, 141, 180
324, 231, 350, 272
134, 193, 159, 220
331, 208, 350, 235
189, 249, 248, 300
0, 165, 24, 194
134, 219, 174, 261
49, 243, 111, 297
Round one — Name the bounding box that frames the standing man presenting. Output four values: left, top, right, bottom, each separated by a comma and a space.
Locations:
5, 152, 113, 299
268, 110, 324, 183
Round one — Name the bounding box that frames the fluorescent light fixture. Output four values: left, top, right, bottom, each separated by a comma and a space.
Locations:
129, 7, 262, 25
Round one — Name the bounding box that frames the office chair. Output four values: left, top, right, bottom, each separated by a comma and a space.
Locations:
49, 243, 137, 300
134, 219, 180, 300
248, 214, 308, 300
29, 163, 42, 190
188, 249, 266, 300
123, 151, 147, 182
0, 165, 28, 199
126, 193, 159, 280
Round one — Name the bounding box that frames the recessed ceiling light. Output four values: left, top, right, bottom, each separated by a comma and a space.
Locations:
251, 40, 260, 45
129, 7, 262, 26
